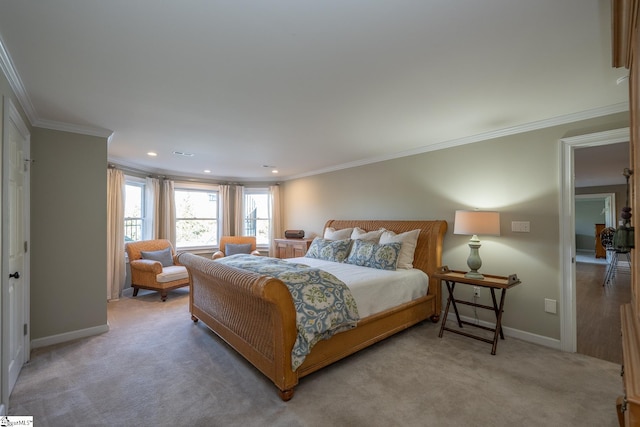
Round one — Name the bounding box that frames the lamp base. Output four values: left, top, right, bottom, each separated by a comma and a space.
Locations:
466, 236, 485, 280
464, 271, 485, 280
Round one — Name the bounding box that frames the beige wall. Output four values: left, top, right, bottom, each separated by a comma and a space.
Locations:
30, 128, 108, 340
283, 112, 629, 341
2, 66, 108, 344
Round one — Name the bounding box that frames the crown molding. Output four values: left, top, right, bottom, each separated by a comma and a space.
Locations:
33, 118, 113, 139
0, 34, 38, 124
0, 35, 114, 140
285, 102, 630, 180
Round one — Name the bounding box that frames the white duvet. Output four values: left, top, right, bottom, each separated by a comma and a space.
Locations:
285, 257, 430, 319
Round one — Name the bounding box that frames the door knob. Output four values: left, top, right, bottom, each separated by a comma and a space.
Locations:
9, 272, 19, 279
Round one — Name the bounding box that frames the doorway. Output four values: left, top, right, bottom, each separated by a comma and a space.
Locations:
1, 97, 30, 413
560, 128, 630, 357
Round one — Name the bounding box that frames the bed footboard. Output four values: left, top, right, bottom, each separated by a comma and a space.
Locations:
178, 253, 300, 400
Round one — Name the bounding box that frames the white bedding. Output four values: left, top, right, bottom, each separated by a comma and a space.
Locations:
285, 257, 430, 318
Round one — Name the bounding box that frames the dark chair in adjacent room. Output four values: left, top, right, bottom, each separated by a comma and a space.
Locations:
600, 227, 631, 286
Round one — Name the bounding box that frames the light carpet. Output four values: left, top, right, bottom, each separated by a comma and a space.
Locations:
9, 289, 621, 426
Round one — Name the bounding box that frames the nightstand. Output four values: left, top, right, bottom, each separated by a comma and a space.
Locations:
273, 238, 313, 259
432, 265, 521, 355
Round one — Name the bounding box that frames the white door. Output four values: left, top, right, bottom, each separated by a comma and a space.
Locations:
2, 97, 30, 410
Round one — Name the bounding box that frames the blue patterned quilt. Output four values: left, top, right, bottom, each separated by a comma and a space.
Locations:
216, 254, 360, 370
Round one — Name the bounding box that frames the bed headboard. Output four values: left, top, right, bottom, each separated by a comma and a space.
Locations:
323, 219, 448, 275
323, 219, 448, 313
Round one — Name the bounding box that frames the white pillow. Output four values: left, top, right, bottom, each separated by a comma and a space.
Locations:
324, 227, 353, 240
350, 227, 385, 243
379, 229, 420, 269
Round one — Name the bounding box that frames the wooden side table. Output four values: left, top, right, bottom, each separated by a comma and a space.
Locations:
273, 238, 313, 259
595, 223, 606, 258
433, 265, 521, 355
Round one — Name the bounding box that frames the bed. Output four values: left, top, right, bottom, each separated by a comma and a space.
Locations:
177, 219, 447, 401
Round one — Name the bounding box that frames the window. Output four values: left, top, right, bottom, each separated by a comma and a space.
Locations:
243, 188, 271, 246
175, 184, 219, 249
124, 178, 145, 242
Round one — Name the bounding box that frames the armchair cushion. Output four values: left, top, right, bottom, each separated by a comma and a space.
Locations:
140, 246, 174, 267
156, 265, 189, 282
226, 243, 253, 256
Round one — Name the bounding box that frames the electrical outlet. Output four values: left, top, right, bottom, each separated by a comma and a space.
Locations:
473, 286, 481, 298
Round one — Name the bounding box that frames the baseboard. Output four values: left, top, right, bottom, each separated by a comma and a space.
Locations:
30, 323, 110, 349
446, 314, 562, 351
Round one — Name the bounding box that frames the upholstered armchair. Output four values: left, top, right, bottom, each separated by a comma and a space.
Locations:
125, 239, 189, 301
212, 236, 261, 260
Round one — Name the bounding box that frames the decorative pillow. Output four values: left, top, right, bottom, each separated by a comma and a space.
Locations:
351, 227, 385, 243
323, 227, 354, 240
305, 237, 352, 262
379, 229, 420, 269
140, 246, 174, 267
225, 243, 253, 256
346, 240, 401, 270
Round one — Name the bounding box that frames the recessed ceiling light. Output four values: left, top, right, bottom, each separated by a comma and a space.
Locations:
263, 164, 278, 173
147, 152, 157, 157
172, 151, 194, 157
204, 169, 211, 174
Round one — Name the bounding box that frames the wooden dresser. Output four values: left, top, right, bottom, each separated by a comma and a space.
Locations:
595, 223, 606, 258
273, 238, 313, 259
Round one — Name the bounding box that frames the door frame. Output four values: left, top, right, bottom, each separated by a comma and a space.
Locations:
1, 97, 30, 413
560, 127, 629, 352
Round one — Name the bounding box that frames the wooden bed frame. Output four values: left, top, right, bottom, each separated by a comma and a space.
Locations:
178, 219, 447, 401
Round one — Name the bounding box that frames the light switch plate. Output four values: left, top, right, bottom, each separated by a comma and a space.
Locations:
544, 298, 557, 314
511, 221, 530, 232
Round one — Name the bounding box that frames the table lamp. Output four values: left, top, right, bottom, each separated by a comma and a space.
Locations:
454, 210, 501, 279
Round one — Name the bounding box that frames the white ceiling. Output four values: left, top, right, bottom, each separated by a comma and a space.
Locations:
0, 0, 630, 182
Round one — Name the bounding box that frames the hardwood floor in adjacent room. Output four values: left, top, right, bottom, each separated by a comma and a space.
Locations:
576, 260, 631, 364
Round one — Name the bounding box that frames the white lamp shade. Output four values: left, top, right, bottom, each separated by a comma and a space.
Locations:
454, 210, 501, 236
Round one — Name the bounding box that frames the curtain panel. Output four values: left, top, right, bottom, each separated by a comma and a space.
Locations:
145, 177, 160, 240
161, 179, 176, 247
107, 168, 126, 300
269, 185, 283, 257
220, 184, 231, 236
234, 185, 245, 236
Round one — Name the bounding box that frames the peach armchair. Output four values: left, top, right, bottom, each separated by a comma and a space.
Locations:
212, 236, 261, 260
125, 239, 189, 301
